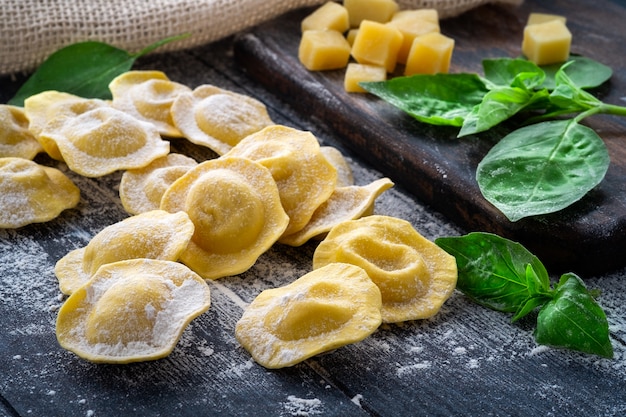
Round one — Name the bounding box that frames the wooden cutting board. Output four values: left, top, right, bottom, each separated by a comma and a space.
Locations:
232, 0, 626, 276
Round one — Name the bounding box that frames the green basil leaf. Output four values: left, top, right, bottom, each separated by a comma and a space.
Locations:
476, 119, 610, 221
9, 34, 187, 106
459, 87, 548, 137
482, 58, 545, 90
360, 73, 488, 126
435, 232, 549, 312
541, 55, 613, 90
535, 273, 613, 358
511, 265, 553, 322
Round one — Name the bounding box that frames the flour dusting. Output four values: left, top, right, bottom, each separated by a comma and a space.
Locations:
282, 395, 323, 416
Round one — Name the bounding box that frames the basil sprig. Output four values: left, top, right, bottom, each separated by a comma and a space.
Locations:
436, 232, 613, 358
9, 34, 189, 106
361, 56, 623, 222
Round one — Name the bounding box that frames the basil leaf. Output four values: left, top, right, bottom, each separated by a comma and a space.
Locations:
435, 232, 549, 312
535, 273, 613, 358
541, 55, 613, 90
482, 58, 545, 90
9, 34, 187, 106
459, 87, 549, 137
360, 73, 488, 126
476, 119, 610, 221
511, 265, 553, 322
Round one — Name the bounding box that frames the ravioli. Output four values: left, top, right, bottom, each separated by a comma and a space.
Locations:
0, 157, 80, 228
320, 146, 354, 187
171, 84, 274, 155
56, 258, 211, 364
313, 215, 457, 323
23, 90, 109, 161
0, 105, 42, 159
160, 156, 289, 279
55, 210, 195, 294
279, 177, 394, 246
119, 153, 198, 215
235, 262, 382, 369
225, 125, 338, 236
39, 106, 170, 177
109, 70, 192, 137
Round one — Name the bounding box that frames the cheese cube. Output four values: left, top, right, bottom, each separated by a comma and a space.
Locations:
387, 9, 440, 64
404, 32, 454, 75
526, 12, 567, 26
351, 20, 403, 73
298, 30, 352, 71
346, 29, 359, 46
522, 20, 571, 65
344, 0, 399, 27
344, 63, 387, 93
301, 2, 349, 33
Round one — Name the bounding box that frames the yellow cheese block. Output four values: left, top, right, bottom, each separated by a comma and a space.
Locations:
344, 63, 387, 93
298, 30, 352, 71
522, 19, 571, 65
387, 9, 440, 64
346, 28, 359, 46
301, 2, 349, 33
344, 0, 399, 27
351, 20, 403, 73
404, 32, 454, 75
527, 12, 567, 26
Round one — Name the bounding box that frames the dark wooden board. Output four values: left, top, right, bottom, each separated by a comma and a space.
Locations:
233, 0, 626, 275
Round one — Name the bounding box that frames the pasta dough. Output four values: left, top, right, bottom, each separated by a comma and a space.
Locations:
109, 70, 192, 137
235, 262, 382, 369
0, 105, 42, 159
56, 258, 211, 364
171, 84, 274, 155
225, 125, 338, 236
279, 177, 394, 246
39, 106, 170, 177
160, 156, 289, 279
0, 157, 80, 228
119, 153, 198, 215
23, 90, 109, 161
55, 210, 195, 294
313, 215, 457, 323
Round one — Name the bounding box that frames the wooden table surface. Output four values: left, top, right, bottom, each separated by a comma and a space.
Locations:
1, 1, 625, 416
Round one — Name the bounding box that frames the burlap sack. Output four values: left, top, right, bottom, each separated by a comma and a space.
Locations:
0, 0, 522, 76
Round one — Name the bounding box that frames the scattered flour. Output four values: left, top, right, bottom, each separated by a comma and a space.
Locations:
282, 395, 323, 416
351, 394, 364, 408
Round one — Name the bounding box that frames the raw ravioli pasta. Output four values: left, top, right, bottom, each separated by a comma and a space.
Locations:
279, 177, 394, 246
39, 106, 170, 177
109, 70, 192, 138
235, 262, 382, 369
0, 157, 80, 228
55, 210, 195, 294
160, 156, 289, 280
119, 153, 197, 215
313, 215, 457, 323
320, 146, 354, 187
171, 84, 274, 155
23, 90, 109, 161
0, 105, 42, 159
56, 258, 211, 364
225, 125, 337, 236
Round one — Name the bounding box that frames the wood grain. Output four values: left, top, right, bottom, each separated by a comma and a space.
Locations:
1, 2, 625, 417
233, 0, 626, 275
